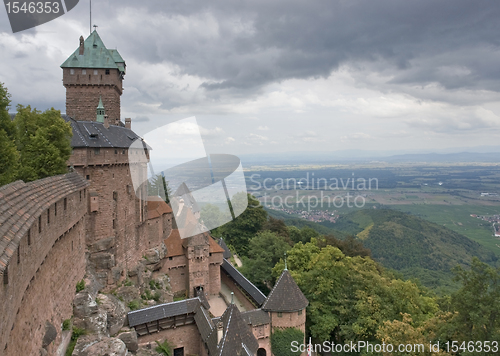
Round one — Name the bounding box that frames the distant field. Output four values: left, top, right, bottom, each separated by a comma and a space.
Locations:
247, 163, 500, 255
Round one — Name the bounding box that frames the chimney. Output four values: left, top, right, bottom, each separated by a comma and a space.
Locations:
217, 321, 224, 344
103, 114, 109, 129
79, 36, 84, 55
125, 118, 131, 129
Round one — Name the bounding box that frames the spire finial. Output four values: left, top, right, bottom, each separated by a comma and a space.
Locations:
230, 292, 234, 304
93, 24, 98, 31
284, 252, 288, 271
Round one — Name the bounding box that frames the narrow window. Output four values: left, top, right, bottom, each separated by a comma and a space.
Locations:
94, 148, 100, 155
80, 191, 82, 201
38, 216, 42, 233
47, 208, 50, 224
100, 74, 102, 80
17, 247, 20, 264
115, 149, 117, 154
86, 175, 90, 180
27, 229, 31, 246
72, 241, 74, 251
54, 202, 57, 216
70, 69, 75, 75
113, 191, 118, 201
122, 149, 126, 154
64, 198, 67, 210
94, 69, 98, 75
298, 309, 302, 315
89, 74, 91, 80
113, 219, 116, 229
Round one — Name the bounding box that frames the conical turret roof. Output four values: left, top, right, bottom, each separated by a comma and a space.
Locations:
261, 269, 308, 312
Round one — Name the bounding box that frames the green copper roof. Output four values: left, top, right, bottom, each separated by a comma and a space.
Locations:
97, 96, 104, 109
61, 30, 125, 72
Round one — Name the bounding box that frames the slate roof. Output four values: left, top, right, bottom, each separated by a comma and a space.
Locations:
128, 298, 201, 327
221, 259, 266, 306
261, 269, 309, 312
0, 173, 89, 275
240, 309, 270, 327
194, 304, 214, 342
64, 116, 144, 149
61, 30, 125, 72
207, 304, 259, 356
218, 238, 232, 259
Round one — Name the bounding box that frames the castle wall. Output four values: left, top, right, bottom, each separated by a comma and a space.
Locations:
220, 270, 257, 311
0, 188, 87, 356
138, 323, 201, 355
63, 68, 122, 122
161, 255, 188, 296
252, 323, 271, 356
70, 149, 152, 286
208, 252, 222, 296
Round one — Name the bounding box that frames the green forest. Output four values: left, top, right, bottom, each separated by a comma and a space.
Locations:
209, 194, 500, 355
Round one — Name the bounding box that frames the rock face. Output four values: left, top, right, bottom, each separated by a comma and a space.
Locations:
118, 329, 138, 352
98, 294, 126, 336
41, 321, 57, 349
72, 335, 128, 356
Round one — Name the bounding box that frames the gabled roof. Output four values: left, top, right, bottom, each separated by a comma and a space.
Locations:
64, 116, 143, 149
218, 238, 232, 259
0, 173, 89, 275
61, 30, 125, 72
221, 259, 266, 306
208, 235, 225, 254
261, 269, 308, 312
147, 197, 172, 220
164, 229, 184, 257
128, 297, 201, 327
241, 309, 270, 327
207, 304, 259, 356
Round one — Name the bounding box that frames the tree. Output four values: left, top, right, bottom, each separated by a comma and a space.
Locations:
239, 231, 291, 293
271, 328, 304, 356
212, 193, 267, 255
450, 257, 500, 342
13, 105, 72, 182
263, 216, 290, 239
148, 174, 172, 203
0, 83, 19, 185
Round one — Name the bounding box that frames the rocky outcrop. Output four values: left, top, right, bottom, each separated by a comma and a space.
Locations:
42, 321, 57, 349
72, 335, 128, 356
98, 294, 126, 336
118, 329, 138, 352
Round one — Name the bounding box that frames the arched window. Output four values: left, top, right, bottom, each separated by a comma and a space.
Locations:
257, 348, 267, 356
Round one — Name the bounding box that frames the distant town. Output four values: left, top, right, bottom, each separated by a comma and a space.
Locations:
471, 214, 500, 236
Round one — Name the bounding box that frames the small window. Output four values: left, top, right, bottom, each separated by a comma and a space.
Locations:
105, 69, 110, 75
113, 191, 118, 201
38, 216, 42, 233
70, 69, 75, 75
80, 191, 82, 201
94, 70, 98, 75
54, 202, 57, 216
169, 257, 173, 260
89, 74, 91, 80
94, 148, 100, 155
82, 69, 86, 75
115, 149, 118, 154
17, 247, 20, 264
113, 219, 116, 229
64, 198, 67, 210
27, 229, 31, 246
86, 175, 90, 180
122, 149, 126, 154
47, 208, 50, 224
3, 266, 8, 285
277, 312, 282, 318
298, 309, 302, 315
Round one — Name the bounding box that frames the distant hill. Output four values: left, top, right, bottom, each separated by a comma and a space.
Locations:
334, 209, 499, 293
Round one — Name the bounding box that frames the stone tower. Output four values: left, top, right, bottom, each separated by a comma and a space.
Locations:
261, 269, 309, 338
61, 30, 125, 123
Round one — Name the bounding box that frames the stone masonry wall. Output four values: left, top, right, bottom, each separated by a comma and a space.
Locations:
63, 68, 122, 122
0, 189, 87, 356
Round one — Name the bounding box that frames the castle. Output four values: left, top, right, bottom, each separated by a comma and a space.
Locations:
0, 30, 307, 356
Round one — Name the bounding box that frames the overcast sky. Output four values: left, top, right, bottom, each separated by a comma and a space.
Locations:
1, 1, 500, 158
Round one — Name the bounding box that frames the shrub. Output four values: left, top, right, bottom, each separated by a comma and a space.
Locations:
155, 339, 174, 356
76, 279, 85, 293
271, 328, 304, 356
124, 279, 133, 287
128, 300, 140, 311
62, 319, 71, 331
